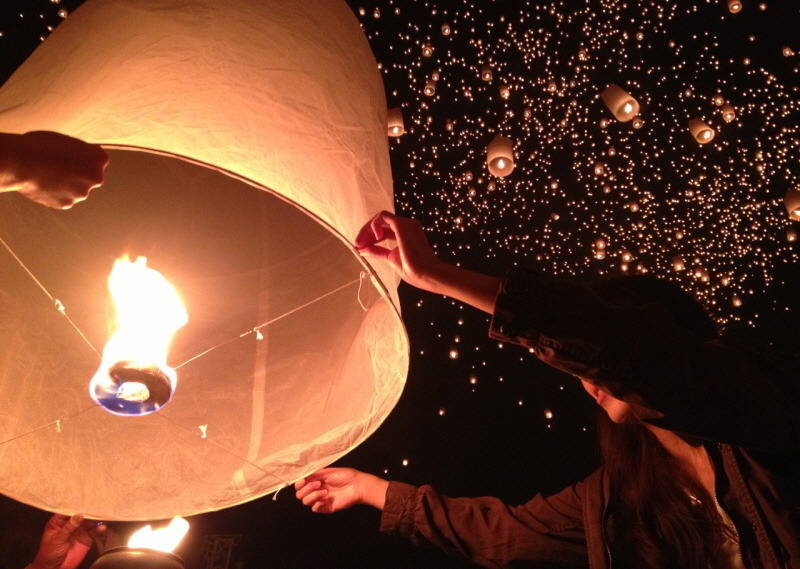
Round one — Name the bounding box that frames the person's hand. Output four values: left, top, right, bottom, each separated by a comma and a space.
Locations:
3, 131, 108, 209
354, 210, 445, 291
355, 211, 501, 313
28, 513, 107, 569
295, 468, 388, 513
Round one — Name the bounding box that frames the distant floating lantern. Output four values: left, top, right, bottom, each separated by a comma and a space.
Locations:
387, 107, 404, 137
487, 134, 515, 177
523, 107, 532, 119
423, 80, 436, 96
421, 43, 434, 57
487, 181, 497, 192
672, 256, 686, 271
499, 84, 511, 99
595, 238, 607, 250
600, 83, 640, 122
578, 48, 588, 60
732, 294, 743, 307
785, 187, 800, 220
632, 117, 644, 129
464, 170, 473, 181
446, 119, 454, 131
688, 118, 715, 143
628, 201, 640, 212
441, 23, 451, 36
721, 103, 736, 122
594, 162, 606, 175
712, 94, 725, 106
431, 69, 441, 82
727, 0, 743, 13
783, 47, 795, 57
599, 118, 610, 128
787, 228, 798, 242
621, 249, 633, 262
547, 80, 558, 92
480, 64, 493, 81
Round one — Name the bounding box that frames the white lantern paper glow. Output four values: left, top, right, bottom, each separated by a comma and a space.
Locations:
600, 83, 640, 122
688, 118, 716, 143
0, 0, 408, 521
487, 134, 515, 177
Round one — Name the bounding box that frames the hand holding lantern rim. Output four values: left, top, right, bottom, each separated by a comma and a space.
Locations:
0, 131, 108, 209
27, 514, 107, 569
354, 210, 500, 314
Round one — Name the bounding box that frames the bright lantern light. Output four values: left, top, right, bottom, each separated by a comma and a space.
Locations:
89, 256, 188, 416
128, 517, 190, 553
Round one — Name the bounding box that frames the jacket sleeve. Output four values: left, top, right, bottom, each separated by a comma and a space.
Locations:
380, 480, 588, 569
489, 268, 800, 452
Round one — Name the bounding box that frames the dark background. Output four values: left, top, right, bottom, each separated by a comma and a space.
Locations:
1, 1, 798, 568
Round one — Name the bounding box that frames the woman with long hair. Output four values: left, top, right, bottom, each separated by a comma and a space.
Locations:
296, 211, 800, 569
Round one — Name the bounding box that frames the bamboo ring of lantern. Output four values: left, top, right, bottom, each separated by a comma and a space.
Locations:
487, 135, 515, 177
785, 188, 800, 221
600, 83, 640, 122
688, 118, 715, 143
0, 0, 408, 521
387, 107, 405, 137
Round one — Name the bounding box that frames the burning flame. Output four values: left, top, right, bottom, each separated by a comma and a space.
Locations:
128, 517, 190, 553
90, 256, 188, 416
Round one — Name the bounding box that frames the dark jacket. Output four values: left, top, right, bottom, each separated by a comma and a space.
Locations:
380, 269, 800, 569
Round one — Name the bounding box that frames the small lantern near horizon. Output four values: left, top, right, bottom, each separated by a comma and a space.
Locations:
721, 103, 736, 122
600, 83, 640, 122
688, 118, 715, 143
785, 187, 800, 221
387, 107, 404, 137
487, 134, 515, 177
728, 0, 743, 13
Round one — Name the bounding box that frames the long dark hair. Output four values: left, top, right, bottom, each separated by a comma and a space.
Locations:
593, 276, 728, 568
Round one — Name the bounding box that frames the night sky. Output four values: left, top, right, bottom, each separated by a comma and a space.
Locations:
1, 1, 799, 568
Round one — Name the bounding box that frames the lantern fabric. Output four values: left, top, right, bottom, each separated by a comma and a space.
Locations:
487, 134, 515, 177
0, 0, 408, 520
600, 83, 640, 122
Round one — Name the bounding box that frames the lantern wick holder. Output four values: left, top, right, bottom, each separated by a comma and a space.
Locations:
90, 547, 185, 569
92, 360, 175, 416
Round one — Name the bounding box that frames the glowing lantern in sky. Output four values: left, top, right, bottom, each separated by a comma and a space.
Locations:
424, 79, 436, 96
688, 117, 716, 143
387, 107, 405, 137
0, 0, 407, 520
481, 64, 493, 81
487, 134, 515, 177
721, 103, 736, 122
728, 0, 743, 13
785, 187, 800, 220
441, 23, 451, 36
600, 83, 640, 122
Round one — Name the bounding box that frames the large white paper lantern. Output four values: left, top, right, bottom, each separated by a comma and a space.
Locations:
0, 0, 408, 521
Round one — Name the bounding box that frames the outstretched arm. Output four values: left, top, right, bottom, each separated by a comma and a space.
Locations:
295, 468, 389, 513
28, 514, 107, 569
0, 131, 108, 209
355, 211, 501, 314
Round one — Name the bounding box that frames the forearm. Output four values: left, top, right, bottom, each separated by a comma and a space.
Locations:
419, 260, 501, 315
359, 472, 390, 510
